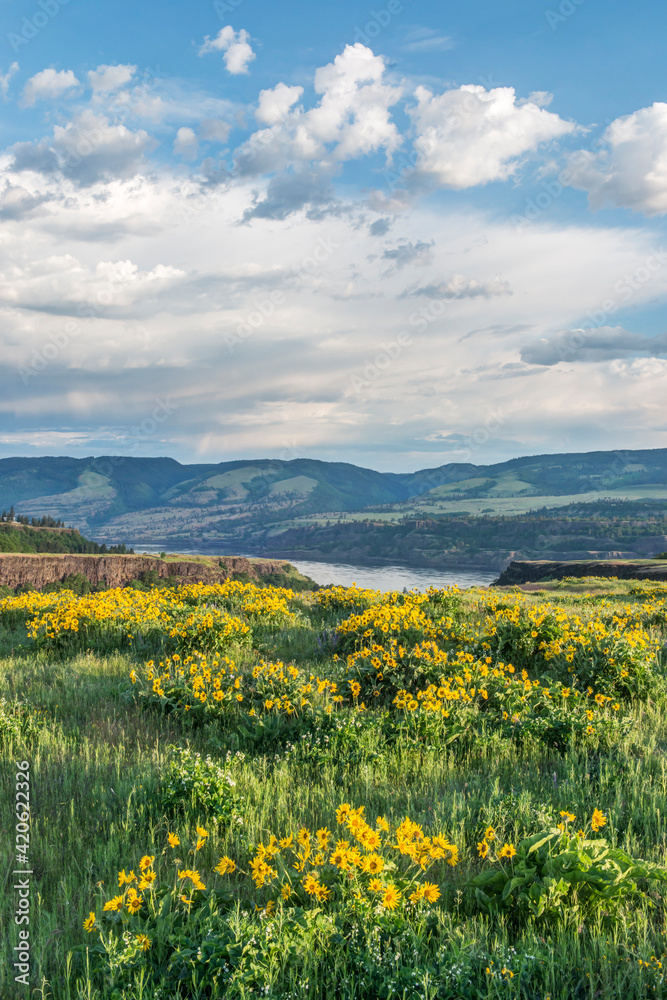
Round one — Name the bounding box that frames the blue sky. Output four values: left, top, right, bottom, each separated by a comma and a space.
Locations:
0, 0, 666, 471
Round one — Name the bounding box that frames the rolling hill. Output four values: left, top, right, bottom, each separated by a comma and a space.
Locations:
1, 449, 666, 560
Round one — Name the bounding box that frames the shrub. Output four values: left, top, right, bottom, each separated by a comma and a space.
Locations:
469, 810, 667, 926
158, 746, 243, 826
0, 697, 43, 746
77, 807, 458, 996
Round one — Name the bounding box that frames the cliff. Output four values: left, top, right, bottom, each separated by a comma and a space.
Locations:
0, 553, 307, 591
494, 559, 667, 587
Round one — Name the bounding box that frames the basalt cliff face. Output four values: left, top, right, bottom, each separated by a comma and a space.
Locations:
0, 553, 296, 591
494, 560, 667, 586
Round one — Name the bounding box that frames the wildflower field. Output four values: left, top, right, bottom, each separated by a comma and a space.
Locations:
2, 576, 667, 998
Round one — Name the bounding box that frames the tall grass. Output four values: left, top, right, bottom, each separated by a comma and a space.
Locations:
2, 582, 667, 998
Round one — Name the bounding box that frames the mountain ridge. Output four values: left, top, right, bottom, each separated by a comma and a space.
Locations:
1, 448, 667, 556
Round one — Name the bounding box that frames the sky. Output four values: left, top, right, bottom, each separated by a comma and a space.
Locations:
0, 0, 666, 473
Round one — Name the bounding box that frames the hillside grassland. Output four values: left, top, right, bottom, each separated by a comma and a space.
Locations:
307, 486, 667, 521
4, 449, 667, 556
2, 577, 667, 997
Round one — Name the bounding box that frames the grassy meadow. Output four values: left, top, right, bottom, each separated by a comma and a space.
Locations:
2, 576, 667, 998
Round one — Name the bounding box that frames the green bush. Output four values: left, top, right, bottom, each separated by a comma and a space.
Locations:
0, 697, 43, 746
158, 746, 243, 826
468, 824, 667, 926
42, 572, 93, 595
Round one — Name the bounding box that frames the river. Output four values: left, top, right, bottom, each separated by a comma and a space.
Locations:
283, 559, 498, 592
137, 548, 498, 592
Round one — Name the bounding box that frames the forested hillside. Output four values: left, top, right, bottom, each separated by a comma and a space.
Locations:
0, 523, 132, 555
244, 500, 667, 571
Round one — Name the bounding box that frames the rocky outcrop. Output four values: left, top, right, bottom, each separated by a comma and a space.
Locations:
494, 559, 667, 587
0, 553, 300, 591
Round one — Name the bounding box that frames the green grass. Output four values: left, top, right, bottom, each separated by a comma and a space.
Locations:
2, 581, 667, 998
281, 488, 667, 527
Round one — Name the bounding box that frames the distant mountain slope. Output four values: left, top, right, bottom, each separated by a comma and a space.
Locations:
0, 456, 411, 527
241, 500, 667, 572
1, 449, 666, 551
395, 449, 667, 499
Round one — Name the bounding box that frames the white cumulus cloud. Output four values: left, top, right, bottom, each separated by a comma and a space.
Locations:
256, 83, 303, 126
11, 111, 154, 187
0, 254, 185, 315
236, 44, 402, 177
410, 84, 576, 189
21, 68, 80, 107
199, 26, 256, 75
87, 64, 136, 94
566, 103, 667, 216
173, 126, 198, 160
0, 62, 18, 100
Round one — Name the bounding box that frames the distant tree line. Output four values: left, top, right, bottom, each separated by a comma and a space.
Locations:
0, 522, 134, 555
246, 499, 667, 567
1, 508, 68, 528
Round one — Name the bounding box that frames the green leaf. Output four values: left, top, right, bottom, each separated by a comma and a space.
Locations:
521, 830, 561, 856
501, 873, 532, 901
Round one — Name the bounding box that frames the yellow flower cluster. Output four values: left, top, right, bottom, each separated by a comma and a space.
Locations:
86, 830, 216, 936
21, 587, 178, 643
246, 802, 456, 911
86, 807, 457, 943
251, 659, 339, 715
134, 652, 339, 719
3, 582, 285, 653
315, 583, 386, 612
391, 658, 618, 733
337, 596, 441, 651
482, 595, 662, 680
333, 585, 663, 712
0, 588, 60, 618
100, 854, 156, 917
137, 653, 244, 708
178, 581, 297, 626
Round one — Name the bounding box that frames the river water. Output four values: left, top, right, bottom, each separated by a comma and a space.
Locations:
284, 559, 498, 592
137, 548, 499, 592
